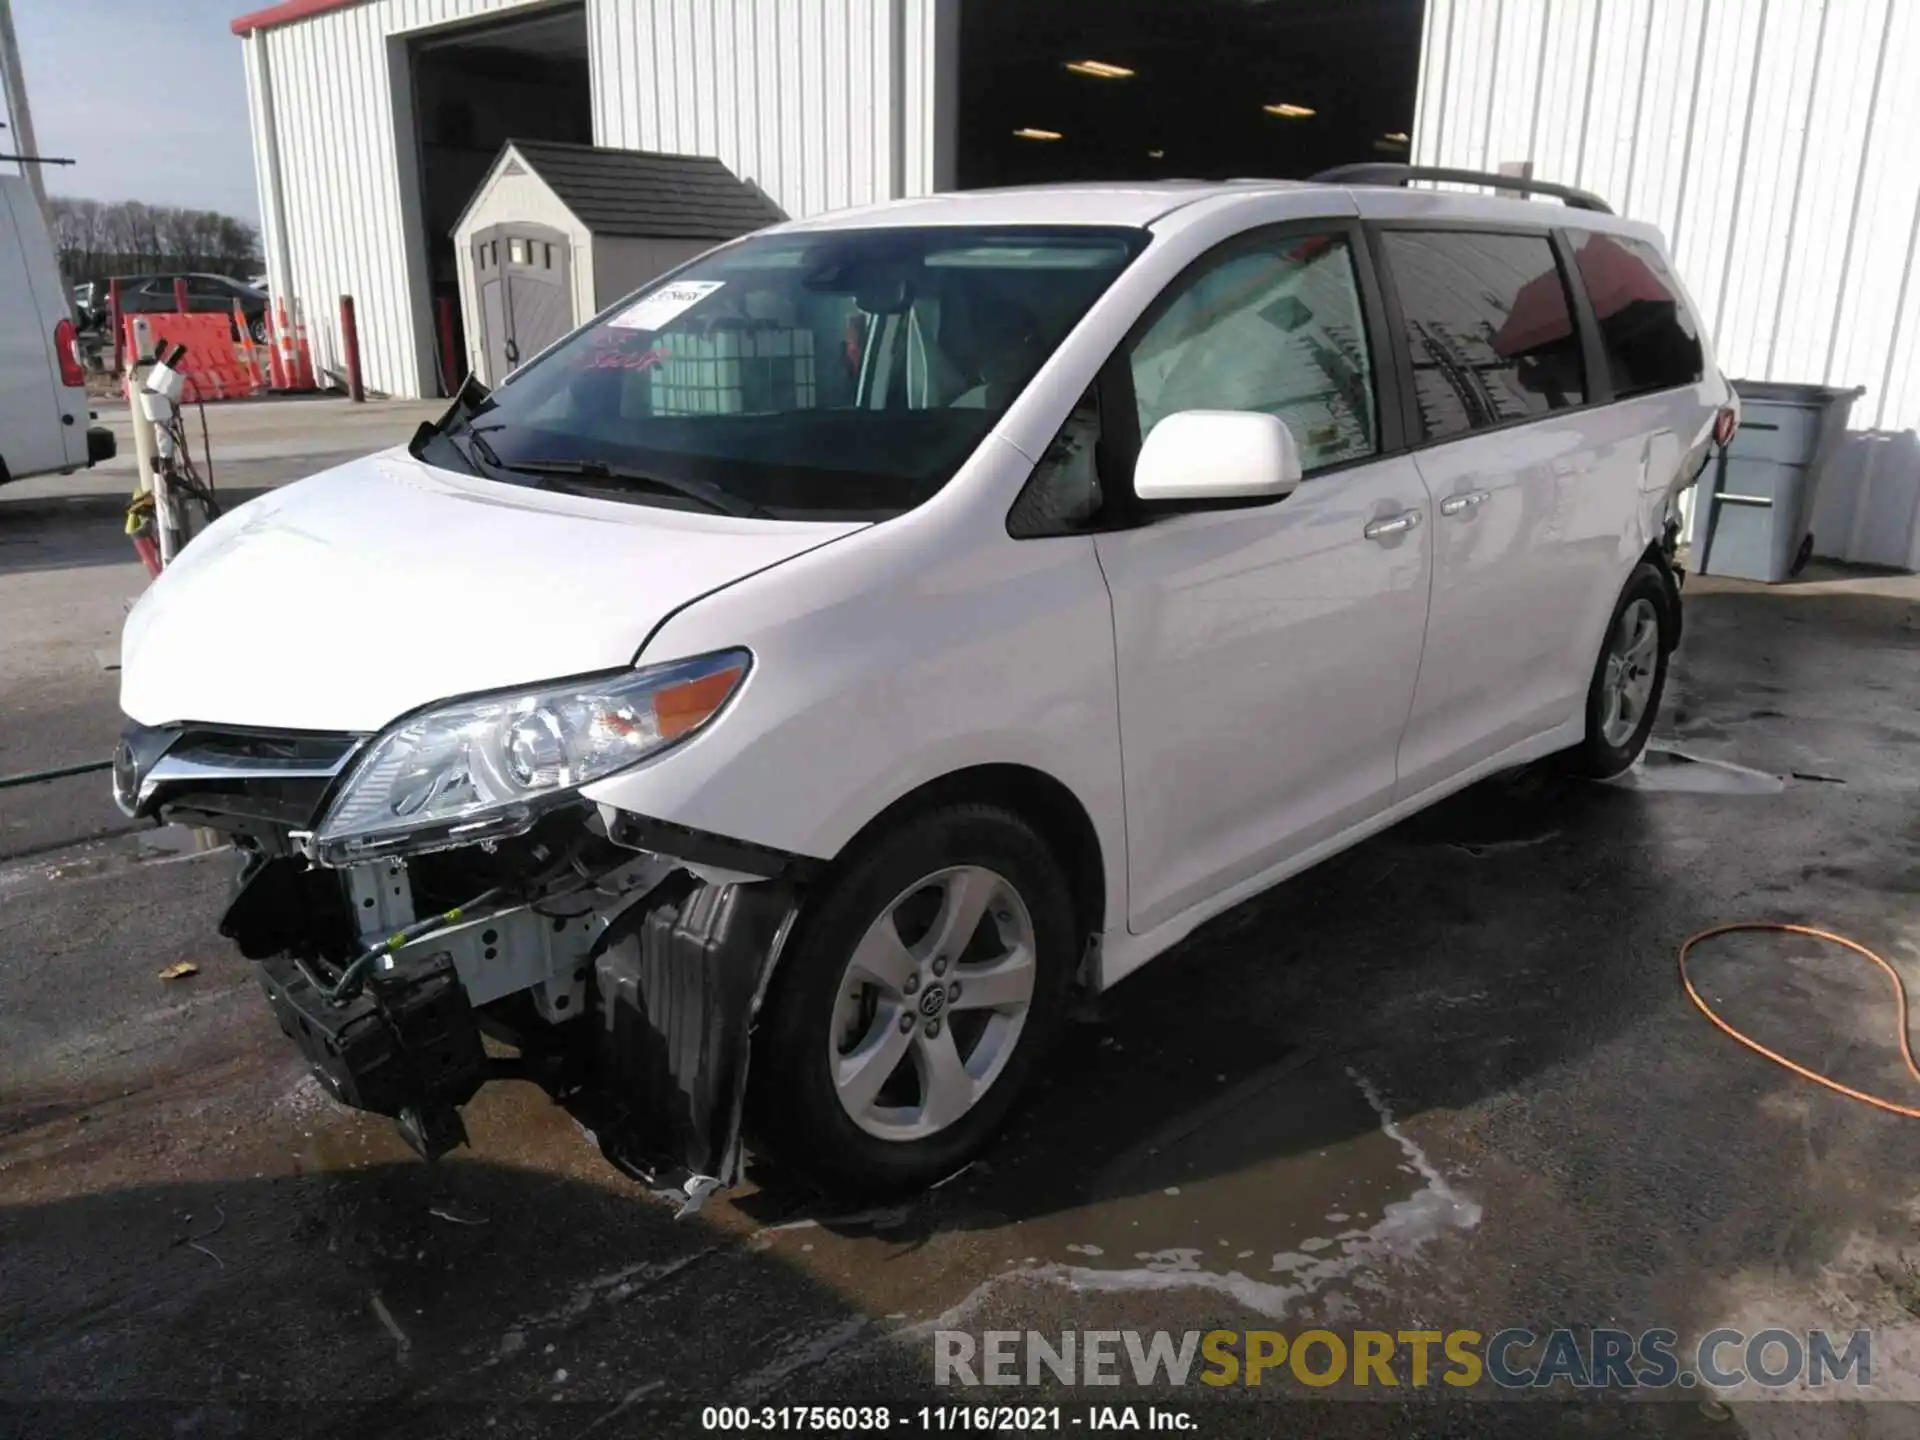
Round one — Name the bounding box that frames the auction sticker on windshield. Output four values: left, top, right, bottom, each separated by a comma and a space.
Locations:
609, 280, 725, 331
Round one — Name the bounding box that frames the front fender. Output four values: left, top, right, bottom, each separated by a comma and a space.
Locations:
581, 445, 1128, 945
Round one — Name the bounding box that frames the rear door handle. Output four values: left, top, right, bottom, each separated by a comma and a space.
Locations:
1439, 489, 1490, 517
1363, 510, 1423, 541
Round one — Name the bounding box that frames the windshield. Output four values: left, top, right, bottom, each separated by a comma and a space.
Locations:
443, 225, 1145, 519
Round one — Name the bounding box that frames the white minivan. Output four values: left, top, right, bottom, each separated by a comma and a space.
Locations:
115, 166, 1732, 1202
1, 176, 114, 484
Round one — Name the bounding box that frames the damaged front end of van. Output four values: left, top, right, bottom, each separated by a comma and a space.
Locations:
104, 436, 870, 1212
113, 686, 813, 1213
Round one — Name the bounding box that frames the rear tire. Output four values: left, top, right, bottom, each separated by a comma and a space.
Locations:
747, 803, 1076, 1197
1564, 561, 1673, 778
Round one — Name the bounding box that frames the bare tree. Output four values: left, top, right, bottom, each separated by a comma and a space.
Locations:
48, 195, 261, 285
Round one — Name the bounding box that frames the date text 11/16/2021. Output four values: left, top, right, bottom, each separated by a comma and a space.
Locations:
701, 1405, 1195, 1431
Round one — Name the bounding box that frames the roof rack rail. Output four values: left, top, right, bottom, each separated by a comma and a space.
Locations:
1310, 163, 1613, 215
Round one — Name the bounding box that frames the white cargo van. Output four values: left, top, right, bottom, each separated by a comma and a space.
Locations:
1, 175, 114, 484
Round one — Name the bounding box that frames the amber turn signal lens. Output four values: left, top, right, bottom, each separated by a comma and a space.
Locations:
655, 664, 746, 739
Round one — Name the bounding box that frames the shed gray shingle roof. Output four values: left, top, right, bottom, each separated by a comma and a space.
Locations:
504, 140, 787, 241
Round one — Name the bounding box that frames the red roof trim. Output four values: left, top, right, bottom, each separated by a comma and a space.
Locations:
232, 0, 366, 36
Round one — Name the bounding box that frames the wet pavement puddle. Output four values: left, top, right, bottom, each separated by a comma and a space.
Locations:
747, 1060, 1480, 1325
1606, 744, 1786, 795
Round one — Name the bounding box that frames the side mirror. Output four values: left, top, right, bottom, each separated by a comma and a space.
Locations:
1134, 410, 1304, 504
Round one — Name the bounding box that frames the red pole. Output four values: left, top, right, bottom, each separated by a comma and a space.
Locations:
436, 295, 459, 396
172, 276, 190, 315
339, 294, 364, 403
108, 276, 123, 373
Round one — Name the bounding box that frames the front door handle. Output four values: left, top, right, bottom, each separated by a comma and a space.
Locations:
1439, 489, 1490, 517
1363, 510, 1423, 541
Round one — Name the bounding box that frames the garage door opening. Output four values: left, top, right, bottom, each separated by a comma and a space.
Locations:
956, 0, 1425, 190
410, 3, 591, 391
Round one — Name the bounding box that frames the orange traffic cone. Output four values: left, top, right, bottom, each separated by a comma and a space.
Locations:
271, 298, 295, 390
291, 298, 315, 390
233, 300, 263, 390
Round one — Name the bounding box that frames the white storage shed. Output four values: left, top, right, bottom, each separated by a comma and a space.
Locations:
451, 139, 784, 386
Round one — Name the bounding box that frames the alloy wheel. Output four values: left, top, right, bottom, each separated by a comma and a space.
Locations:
1600, 596, 1661, 748
828, 865, 1038, 1141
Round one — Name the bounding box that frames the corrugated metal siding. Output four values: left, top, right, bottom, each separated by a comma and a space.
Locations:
1414, 0, 1920, 433
249, 0, 952, 399
257, 0, 548, 398
586, 0, 955, 218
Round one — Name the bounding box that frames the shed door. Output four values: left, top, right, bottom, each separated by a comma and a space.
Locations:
472, 224, 572, 384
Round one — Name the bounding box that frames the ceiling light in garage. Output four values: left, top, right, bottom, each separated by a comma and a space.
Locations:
1013, 127, 1064, 141
1263, 102, 1316, 119
1065, 59, 1134, 79
1384, 131, 1411, 143
1148, 149, 1166, 159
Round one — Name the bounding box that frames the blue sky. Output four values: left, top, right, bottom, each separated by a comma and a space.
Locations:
15, 0, 261, 222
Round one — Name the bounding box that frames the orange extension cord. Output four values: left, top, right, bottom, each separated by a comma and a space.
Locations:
1680, 922, 1920, 1119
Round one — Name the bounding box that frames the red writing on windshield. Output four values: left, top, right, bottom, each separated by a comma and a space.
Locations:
571, 338, 669, 372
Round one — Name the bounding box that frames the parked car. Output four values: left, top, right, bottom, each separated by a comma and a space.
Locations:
112, 167, 1731, 1202
108, 272, 268, 344
0, 177, 115, 484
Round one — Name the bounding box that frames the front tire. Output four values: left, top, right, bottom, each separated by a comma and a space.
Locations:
747, 803, 1076, 1197
1565, 561, 1673, 778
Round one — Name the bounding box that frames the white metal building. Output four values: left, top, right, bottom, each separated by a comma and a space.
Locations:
238, 0, 957, 400
238, 0, 1920, 557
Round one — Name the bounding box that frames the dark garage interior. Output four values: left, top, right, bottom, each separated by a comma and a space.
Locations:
398, 0, 1427, 393
409, 3, 592, 389
957, 0, 1426, 190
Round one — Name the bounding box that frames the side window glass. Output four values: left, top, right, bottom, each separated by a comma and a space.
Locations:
1574, 232, 1705, 396
1380, 230, 1586, 442
1127, 231, 1378, 474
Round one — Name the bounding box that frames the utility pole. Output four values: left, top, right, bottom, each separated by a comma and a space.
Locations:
0, 0, 53, 233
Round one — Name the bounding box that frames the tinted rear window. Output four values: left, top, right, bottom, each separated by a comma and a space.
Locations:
1572, 233, 1705, 396
1379, 230, 1587, 443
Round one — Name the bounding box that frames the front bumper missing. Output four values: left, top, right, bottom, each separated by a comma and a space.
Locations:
250, 872, 798, 1202
259, 949, 487, 1159
228, 843, 798, 1208
126, 716, 811, 1208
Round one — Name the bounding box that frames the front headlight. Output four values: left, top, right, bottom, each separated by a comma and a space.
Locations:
313, 649, 750, 865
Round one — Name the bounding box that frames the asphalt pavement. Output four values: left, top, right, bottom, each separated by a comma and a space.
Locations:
4, 403, 1920, 1437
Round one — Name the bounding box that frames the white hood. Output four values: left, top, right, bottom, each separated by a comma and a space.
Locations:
120, 450, 863, 733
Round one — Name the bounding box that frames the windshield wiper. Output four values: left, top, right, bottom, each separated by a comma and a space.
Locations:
439, 423, 509, 477
506, 458, 768, 519
411, 378, 507, 479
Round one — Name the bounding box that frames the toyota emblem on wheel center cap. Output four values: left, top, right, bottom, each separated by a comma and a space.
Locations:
918, 983, 946, 1017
